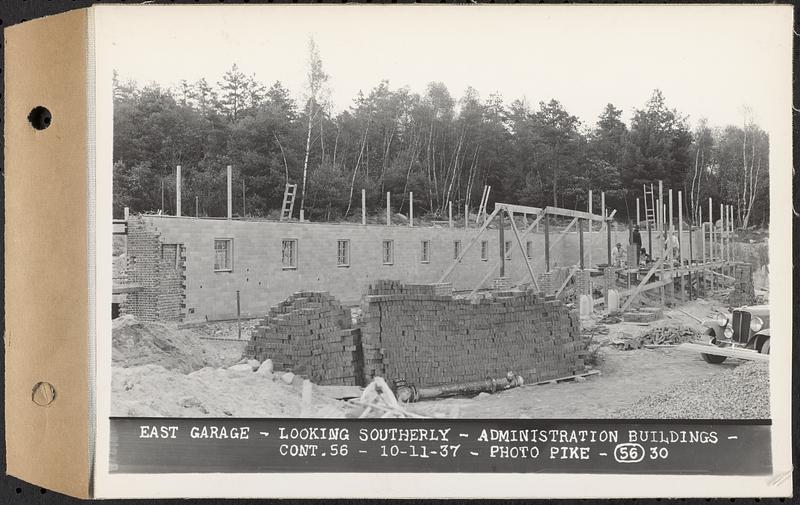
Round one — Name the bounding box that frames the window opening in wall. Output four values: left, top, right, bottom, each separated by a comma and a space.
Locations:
282, 239, 298, 269
505, 240, 512, 259
420, 240, 431, 263
337, 239, 350, 267
480, 240, 489, 261
526, 240, 533, 259
214, 239, 233, 272
382, 240, 394, 265
453, 240, 461, 260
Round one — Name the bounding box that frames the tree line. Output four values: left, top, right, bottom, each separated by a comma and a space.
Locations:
113, 45, 770, 228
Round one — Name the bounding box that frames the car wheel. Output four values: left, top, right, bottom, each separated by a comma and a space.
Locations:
701, 353, 727, 364
760, 338, 770, 355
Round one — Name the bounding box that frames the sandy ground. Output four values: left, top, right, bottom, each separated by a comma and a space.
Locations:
112, 296, 767, 419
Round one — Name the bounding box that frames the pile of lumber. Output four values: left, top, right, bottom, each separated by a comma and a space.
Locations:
610, 325, 702, 350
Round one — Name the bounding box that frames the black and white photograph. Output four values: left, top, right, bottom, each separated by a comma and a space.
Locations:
88, 4, 792, 497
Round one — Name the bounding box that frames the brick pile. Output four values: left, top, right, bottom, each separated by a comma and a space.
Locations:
622, 307, 663, 323
246, 292, 363, 385
359, 282, 585, 388
728, 263, 756, 307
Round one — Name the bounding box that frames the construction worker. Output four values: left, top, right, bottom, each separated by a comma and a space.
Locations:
631, 225, 642, 265
665, 230, 680, 265
611, 242, 625, 268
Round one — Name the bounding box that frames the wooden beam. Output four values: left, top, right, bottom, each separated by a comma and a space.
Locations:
620, 254, 669, 311
555, 266, 577, 299
470, 209, 546, 296
508, 209, 540, 291
438, 207, 501, 283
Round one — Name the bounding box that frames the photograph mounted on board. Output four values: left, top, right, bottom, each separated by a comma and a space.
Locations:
109, 5, 776, 424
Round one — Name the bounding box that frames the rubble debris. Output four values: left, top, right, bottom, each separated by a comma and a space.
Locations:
609, 325, 703, 350
617, 362, 769, 419
622, 307, 663, 323
346, 377, 427, 418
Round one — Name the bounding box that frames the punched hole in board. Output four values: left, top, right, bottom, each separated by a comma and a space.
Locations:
32, 381, 56, 406
28, 106, 52, 130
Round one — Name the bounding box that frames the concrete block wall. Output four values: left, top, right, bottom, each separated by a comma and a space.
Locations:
121, 218, 186, 321
359, 283, 585, 388
131, 215, 641, 321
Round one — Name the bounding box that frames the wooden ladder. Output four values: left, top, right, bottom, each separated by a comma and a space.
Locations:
280, 183, 297, 221
642, 183, 657, 230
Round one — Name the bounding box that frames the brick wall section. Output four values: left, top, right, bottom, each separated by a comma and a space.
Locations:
120, 217, 186, 321
573, 269, 593, 296
135, 216, 635, 321
246, 292, 363, 385
358, 282, 585, 388
728, 263, 755, 307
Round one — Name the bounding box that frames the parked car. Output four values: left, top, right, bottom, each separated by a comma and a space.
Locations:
698, 304, 770, 363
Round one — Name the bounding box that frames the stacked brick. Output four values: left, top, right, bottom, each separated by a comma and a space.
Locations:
728, 262, 756, 307
246, 292, 364, 385
359, 282, 585, 388
121, 217, 186, 321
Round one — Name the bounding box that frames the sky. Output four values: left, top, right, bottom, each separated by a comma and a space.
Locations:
100, 5, 792, 130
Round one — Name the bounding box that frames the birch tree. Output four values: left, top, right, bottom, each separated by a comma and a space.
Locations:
299, 37, 329, 215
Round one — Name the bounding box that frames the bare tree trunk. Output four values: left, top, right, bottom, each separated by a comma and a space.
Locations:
300, 108, 314, 213
345, 124, 369, 216
274, 133, 290, 185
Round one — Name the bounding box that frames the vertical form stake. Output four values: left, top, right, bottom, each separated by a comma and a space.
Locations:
606, 213, 612, 266
578, 219, 585, 270
544, 213, 550, 273
409, 191, 414, 227
236, 290, 241, 340
636, 197, 640, 226
195, 196, 199, 218
499, 211, 505, 278
361, 189, 366, 225
449, 201, 453, 228
176, 165, 182, 217
678, 190, 683, 264
124, 206, 129, 221
227, 165, 233, 220
386, 192, 391, 226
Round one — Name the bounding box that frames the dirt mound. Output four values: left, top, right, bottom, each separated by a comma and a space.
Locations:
112, 315, 245, 373
112, 364, 348, 417
616, 361, 769, 419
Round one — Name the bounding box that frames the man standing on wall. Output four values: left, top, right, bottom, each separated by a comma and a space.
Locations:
611, 242, 626, 268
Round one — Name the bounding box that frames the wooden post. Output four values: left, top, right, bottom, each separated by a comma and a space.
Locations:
300, 209, 304, 222
123, 206, 129, 221
601, 191, 606, 227
636, 197, 640, 226
729, 205, 734, 261
668, 189, 673, 233
176, 165, 182, 217
409, 191, 414, 227
465, 203, 469, 229
499, 210, 505, 278
449, 201, 453, 228
588, 190, 593, 269
361, 189, 366, 225
700, 207, 705, 263
544, 213, 550, 272
226, 165, 232, 220
658, 180, 664, 232
677, 191, 683, 264
242, 179, 246, 217
688, 222, 694, 300
719, 202, 724, 268
236, 290, 241, 340
386, 192, 391, 226
578, 219, 585, 270
606, 212, 612, 266
195, 196, 198, 218
708, 198, 713, 262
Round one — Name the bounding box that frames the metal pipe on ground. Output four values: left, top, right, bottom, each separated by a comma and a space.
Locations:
394, 372, 524, 403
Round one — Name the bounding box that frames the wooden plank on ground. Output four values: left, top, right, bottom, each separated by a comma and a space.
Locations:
675, 342, 769, 362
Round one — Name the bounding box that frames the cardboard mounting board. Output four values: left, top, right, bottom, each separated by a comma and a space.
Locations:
4, 8, 92, 498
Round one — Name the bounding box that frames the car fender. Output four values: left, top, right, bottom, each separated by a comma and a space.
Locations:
747, 329, 770, 351
701, 321, 725, 341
